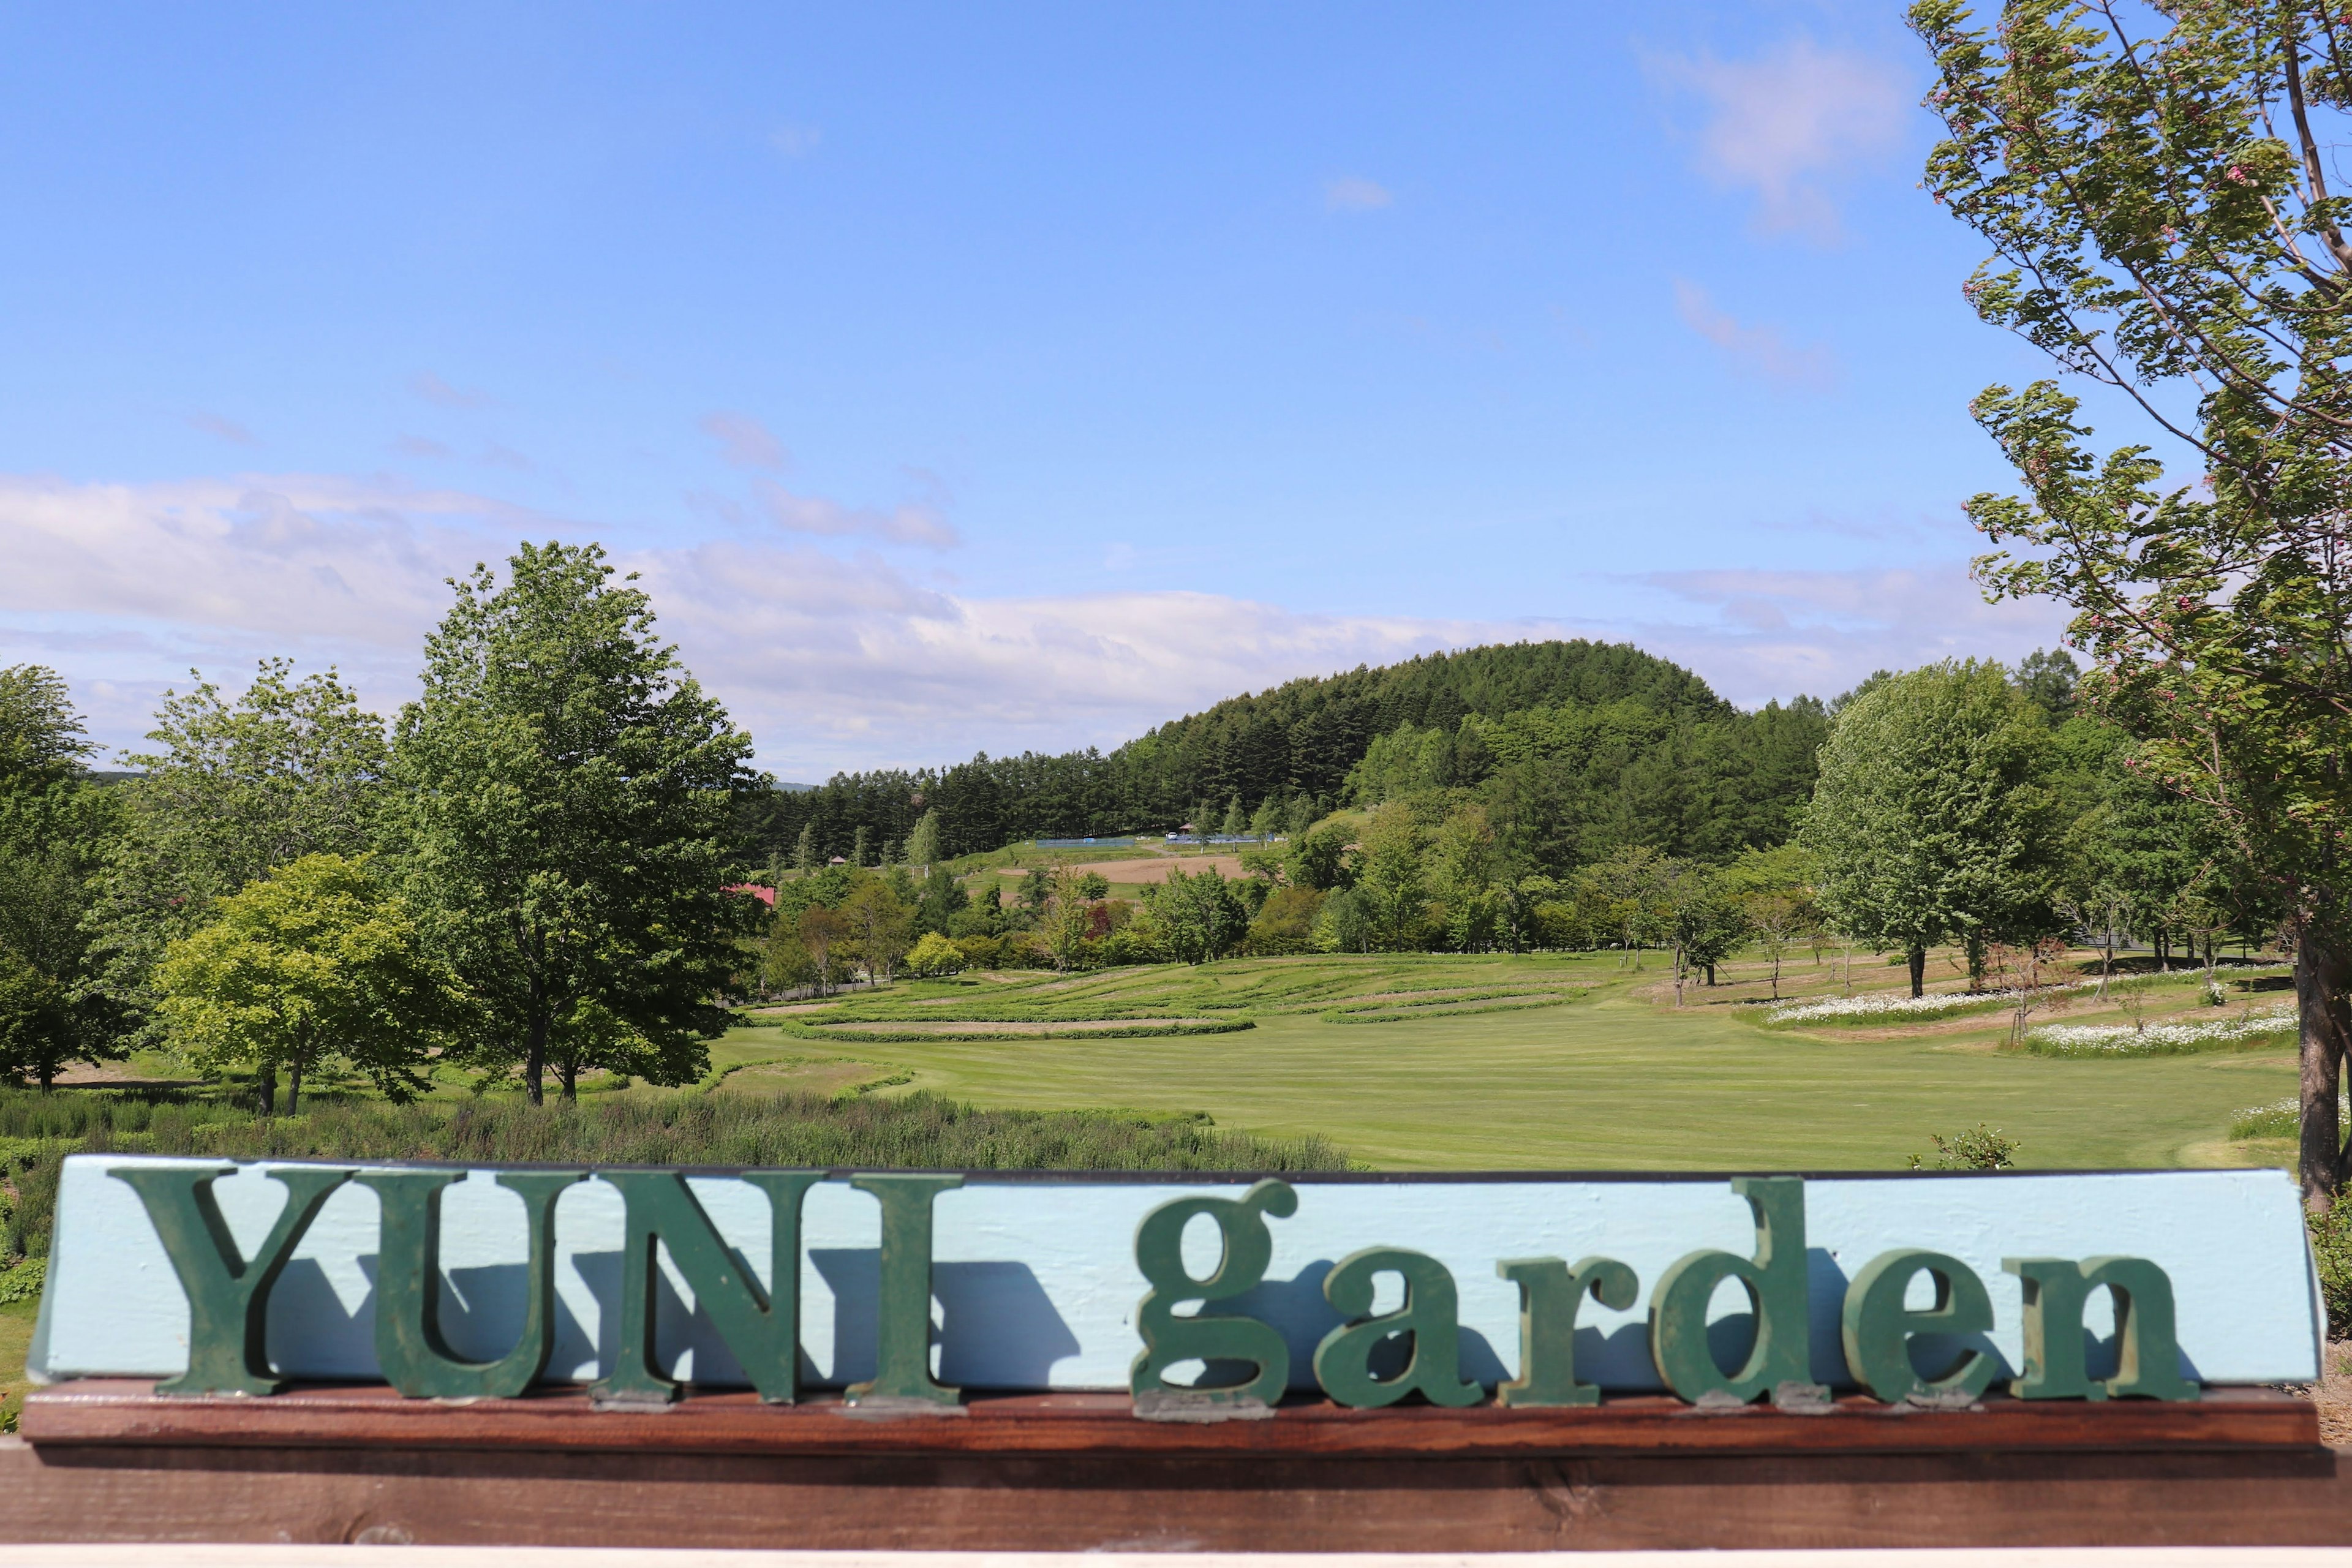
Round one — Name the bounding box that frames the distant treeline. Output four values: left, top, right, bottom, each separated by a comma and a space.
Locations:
736, 639, 1823, 873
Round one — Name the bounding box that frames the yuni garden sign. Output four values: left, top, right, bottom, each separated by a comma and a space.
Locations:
27, 1159, 2319, 1411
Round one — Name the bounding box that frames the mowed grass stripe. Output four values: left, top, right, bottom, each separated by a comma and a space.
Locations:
722, 955, 2296, 1171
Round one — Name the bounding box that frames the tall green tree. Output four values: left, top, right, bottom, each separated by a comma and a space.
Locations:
1804, 662, 2057, 997
1352, 802, 1430, 951
1913, 0, 2352, 1204
384, 541, 758, 1105
0, 665, 90, 793
0, 669, 120, 1087
1144, 864, 1248, 964
904, 808, 942, 874
1428, 803, 1505, 952
88, 660, 386, 1039
154, 854, 452, 1113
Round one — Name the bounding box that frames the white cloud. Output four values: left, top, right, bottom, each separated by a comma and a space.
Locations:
771, 124, 821, 159
753, 478, 958, 550
186, 412, 258, 447
409, 371, 491, 409
1631, 564, 2073, 703
1324, 176, 1393, 213
1673, 280, 1835, 390
701, 411, 788, 470
1651, 39, 1909, 240
0, 470, 2076, 780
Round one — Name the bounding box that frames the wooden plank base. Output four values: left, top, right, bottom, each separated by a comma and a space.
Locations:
4, 1438, 2351, 1550
4, 1382, 2345, 1549
18, 1380, 2320, 1459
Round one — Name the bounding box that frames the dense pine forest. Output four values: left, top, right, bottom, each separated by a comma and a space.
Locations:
734, 640, 1830, 876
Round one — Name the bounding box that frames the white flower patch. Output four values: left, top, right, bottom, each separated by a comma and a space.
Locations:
1763, 963, 2293, 1029
1763, 989, 2046, 1026
2028, 1006, 2297, 1055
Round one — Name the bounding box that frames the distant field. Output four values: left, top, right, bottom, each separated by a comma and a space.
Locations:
720, 948, 2299, 1171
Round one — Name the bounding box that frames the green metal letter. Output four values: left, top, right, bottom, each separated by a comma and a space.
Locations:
111, 1163, 355, 1396
1494, 1255, 1637, 1408
594, 1169, 823, 1405
1315, 1246, 1483, 1408
1649, 1176, 1826, 1406
2005, 1255, 2198, 1401
1130, 1178, 1297, 1416
846, 1172, 963, 1408
357, 1169, 585, 1400
1839, 1248, 1999, 1404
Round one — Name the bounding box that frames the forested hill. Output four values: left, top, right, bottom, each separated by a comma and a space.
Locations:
736, 639, 1825, 871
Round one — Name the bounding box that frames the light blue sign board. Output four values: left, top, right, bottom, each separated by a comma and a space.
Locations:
29, 1158, 2323, 1391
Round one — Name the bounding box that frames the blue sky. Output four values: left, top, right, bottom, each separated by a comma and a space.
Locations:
0, 1, 2089, 777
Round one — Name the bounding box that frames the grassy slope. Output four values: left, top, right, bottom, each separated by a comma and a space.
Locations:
0, 1297, 33, 1431
725, 952, 2298, 1170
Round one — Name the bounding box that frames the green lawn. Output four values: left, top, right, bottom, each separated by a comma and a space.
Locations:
725, 951, 2300, 1170
0, 1297, 35, 1431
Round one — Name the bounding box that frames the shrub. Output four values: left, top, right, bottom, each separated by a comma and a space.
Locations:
2313, 1201, 2352, 1341
0, 1085, 1353, 1260
906, 932, 965, 978
952, 933, 1004, 968
1907, 1125, 2019, 1170
1245, 886, 1324, 956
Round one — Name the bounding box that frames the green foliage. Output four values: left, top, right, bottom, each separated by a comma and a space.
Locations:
1287, 821, 1354, 891
1912, 0, 2352, 1197
907, 931, 966, 977
840, 876, 914, 982
87, 660, 388, 1046
1246, 885, 1324, 955
1804, 661, 2057, 991
2312, 1200, 2352, 1340
0, 1255, 43, 1305
0, 665, 91, 793
1352, 802, 1430, 951
154, 854, 454, 1112
1908, 1125, 2019, 1171
903, 808, 942, 870
0, 1086, 1351, 1259
383, 543, 756, 1103
732, 639, 1751, 863
1144, 864, 1250, 965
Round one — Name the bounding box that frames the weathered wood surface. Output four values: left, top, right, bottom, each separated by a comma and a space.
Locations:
4, 1436, 2351, 1549
18, 1380, 2319, 1459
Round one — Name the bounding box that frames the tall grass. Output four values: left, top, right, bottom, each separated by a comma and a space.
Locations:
0, 1087, 1349, 1261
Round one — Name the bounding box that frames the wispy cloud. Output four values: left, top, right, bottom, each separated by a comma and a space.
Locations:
393, 435, 452, 459
770, 124, 821, 159
1324, 176, 1393, 213
1673, 280, 1836, 390
753, 479, 958, 550
409, 371, 491, 409
701, 412, 788, 471
186, 412, 258, 447
1631, 564, 2071, 702
0, 469, 2071, 778
1649, 39, 1909, 241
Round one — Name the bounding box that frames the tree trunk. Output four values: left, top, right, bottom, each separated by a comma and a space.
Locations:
257, 1064, 277, 1117
559, 1057, 578, 1104
36, 1055, 53, 1093
1965, 934, 1986, 993
287, 1055, 304, 1117
2299, 921, 2352, 1213
1705, 962, 1717, 986
1907, 945, 1926, 999
524, 1000, 548, 1108
1673, 945, 1686, 1008
1771, 954, 1781, 1001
